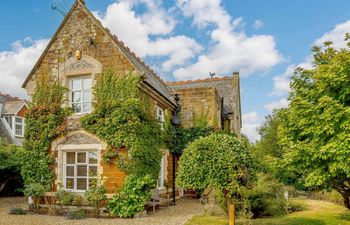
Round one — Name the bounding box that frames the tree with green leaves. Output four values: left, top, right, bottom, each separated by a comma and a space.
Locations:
280, 35, 350, 209
0, 138, 23, 194
176, 133, 255, 214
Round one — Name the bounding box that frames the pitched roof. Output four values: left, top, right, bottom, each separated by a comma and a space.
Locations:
2, 101, 26, 115
21, 0, 175, 106
0, 92, 21, 101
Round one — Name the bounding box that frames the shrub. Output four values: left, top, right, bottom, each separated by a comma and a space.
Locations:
249, 173, 288, 218
287, 200, 307, 213
72, 194, 84, 206
66, 209, 86, 220
107, 175, 154, 218
85, 177, 107, 217
55, 190, 75, 205
9, 208, 27, 215
308, 190, 343, 205
23, 183, 48, 211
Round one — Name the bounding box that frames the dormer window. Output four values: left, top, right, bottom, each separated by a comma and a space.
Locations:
69, 76, 92, 114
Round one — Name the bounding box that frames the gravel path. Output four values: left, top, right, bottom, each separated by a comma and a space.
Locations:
0, 197, 204, 225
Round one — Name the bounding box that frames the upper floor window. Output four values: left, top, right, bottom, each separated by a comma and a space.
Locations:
2, 116, 24, 137
155, 106, 165, 130
15, 117, 25, 137
69, 76, 92, 114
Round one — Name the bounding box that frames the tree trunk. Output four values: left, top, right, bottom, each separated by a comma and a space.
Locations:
0, 177, 12, 193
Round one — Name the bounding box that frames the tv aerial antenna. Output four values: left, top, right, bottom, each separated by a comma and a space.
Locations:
51, 0, 69, 17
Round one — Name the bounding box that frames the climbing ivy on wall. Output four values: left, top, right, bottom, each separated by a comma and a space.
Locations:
80, 69, 163, 180
22, 74, 71, 193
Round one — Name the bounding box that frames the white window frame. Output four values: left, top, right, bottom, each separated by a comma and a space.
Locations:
157, 155, 165, 189
155, 106, 165, 130
63, 150, 98, 192
69, 76, 92, 114
14, 116, 25, 137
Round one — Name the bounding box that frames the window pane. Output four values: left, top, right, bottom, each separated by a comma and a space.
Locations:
66, 166, 74, 177
89, 166, 97, 176
77, 178, 87, 190
71, 79, 81, 90
72, 91, 81, 102
15, 124, 23, 136
83, 91, 92, 102
82, 78, 92, 90
72, 103, 81, 113
89, 152, 98, 164
4, 116, 12, 128
66, 178, 74, 189
77, 152, 86, 163
83, 103, 92, 113
15, 117, 23, 123
66, 152, 75, 164
77, 165, 87, 176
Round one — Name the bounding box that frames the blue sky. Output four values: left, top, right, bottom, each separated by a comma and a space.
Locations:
1, 0, 350, 141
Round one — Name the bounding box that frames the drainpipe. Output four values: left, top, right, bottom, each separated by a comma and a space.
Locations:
171, 94, 181, 205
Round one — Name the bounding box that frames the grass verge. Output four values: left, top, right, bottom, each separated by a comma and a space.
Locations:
185, 198, 350, 225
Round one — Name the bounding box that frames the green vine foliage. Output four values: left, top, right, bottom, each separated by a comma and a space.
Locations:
80, 69, 163, 180
22, 74, 71, 192
164, 121, 214, 155
107, 175, 154, 217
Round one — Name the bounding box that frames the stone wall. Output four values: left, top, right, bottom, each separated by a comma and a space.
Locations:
167, 74, 241, 135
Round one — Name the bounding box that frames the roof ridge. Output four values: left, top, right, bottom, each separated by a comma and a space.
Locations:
166, 76, 232, 85
0, 92, 23, 101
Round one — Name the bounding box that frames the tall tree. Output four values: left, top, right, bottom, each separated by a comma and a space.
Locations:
280, 35, 350, 208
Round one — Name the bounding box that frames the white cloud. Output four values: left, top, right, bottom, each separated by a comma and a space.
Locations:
94, 0, 202, 72
253, 20, 263, 30
173, 0, 283, 80
242, 111, 261, 142
264, 98, 289, 113
0, 38, 49, 99
315, 19, 350, 49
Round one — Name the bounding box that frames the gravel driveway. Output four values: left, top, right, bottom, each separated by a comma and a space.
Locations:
0, 197, 204, 225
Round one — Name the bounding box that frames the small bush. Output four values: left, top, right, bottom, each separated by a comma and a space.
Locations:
85, 176, 107, 218
287, 200, 307, 213
66, 209, 86, 220
9, 208, 27, 215
107, 175, 154, 218
308, 190, 343, 205
55, 190, 75, 205
72, 194, 84, 206
249, 173, 288, 218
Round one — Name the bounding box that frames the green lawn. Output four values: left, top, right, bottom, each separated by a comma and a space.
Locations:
185, 199, 350, 225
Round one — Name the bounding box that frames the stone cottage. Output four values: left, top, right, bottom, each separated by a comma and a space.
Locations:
22, 0, 241, 197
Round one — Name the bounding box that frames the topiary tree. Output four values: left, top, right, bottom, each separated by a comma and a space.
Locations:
279, 35, 350, 209
176, 133, 255, 218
